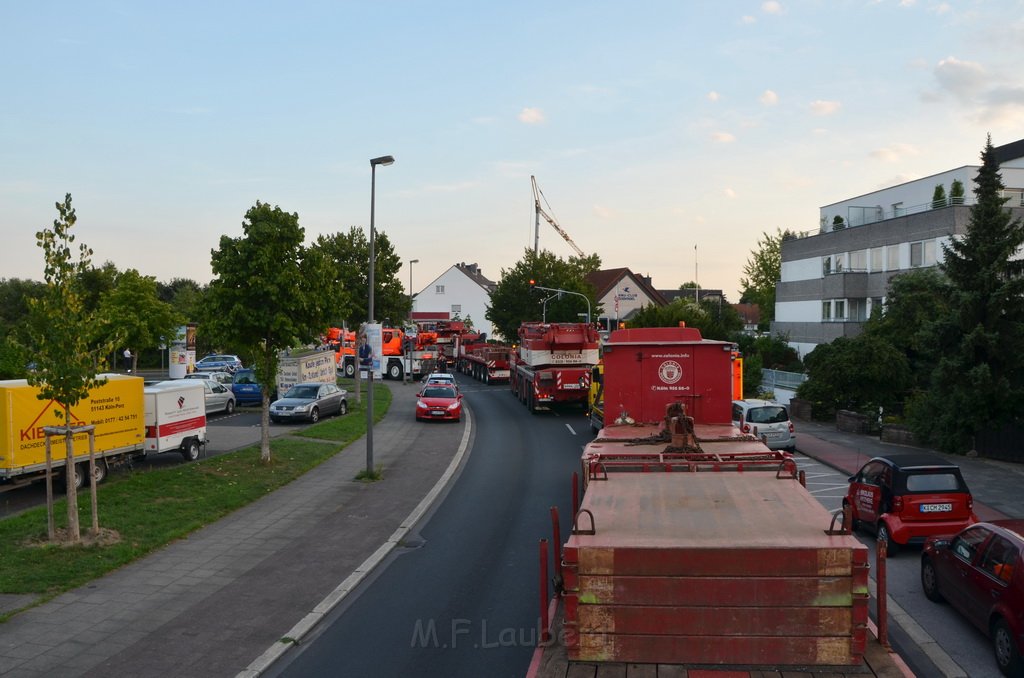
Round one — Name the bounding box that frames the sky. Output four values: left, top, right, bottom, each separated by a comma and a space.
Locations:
3, 1, 1024, 302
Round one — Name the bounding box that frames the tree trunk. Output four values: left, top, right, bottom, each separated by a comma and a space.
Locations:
45, 435, 55, 541
260, 388, 272, 463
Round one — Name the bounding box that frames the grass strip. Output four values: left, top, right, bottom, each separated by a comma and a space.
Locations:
0, 381, 391, 614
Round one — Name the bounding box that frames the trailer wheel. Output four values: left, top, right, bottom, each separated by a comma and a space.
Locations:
181, 438, 201, 462
63, 463, 85, 492
344, 362, 355, 378
90, 459, 108, 484
388, 362, 404, 381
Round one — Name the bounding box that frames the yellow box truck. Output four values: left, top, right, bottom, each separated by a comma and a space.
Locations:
0, 374, 145, 486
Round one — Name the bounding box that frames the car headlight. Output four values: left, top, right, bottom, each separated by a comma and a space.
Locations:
447, 402, 460, 410
294, 404, 310, 412
417, 401, 428, 409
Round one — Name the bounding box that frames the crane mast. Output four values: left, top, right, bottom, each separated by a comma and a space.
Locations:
532, 175, 585, 257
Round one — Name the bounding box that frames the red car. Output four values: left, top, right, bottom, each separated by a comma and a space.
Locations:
921, 520, 1024, 677
415, 385, 463, 422
844, 452, 977, 556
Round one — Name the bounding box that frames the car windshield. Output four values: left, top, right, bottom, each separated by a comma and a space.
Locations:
423, 387, 456, 399
235, 372, 257, 385
285, 385, 320, 399
746, 406, 789, 424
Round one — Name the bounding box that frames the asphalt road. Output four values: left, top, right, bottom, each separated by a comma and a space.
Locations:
269, 376, 591, 678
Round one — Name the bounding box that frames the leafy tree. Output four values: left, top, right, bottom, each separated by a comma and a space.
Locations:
315, 227, 404, 328
831, 215, 846, 230
486, 249, 601, 342
739, 228, 791, 328
863, 268, 953, 393
931, 183, 948, 209
77, 262, 118, 314
796, 335, 910, 419
909, 137, 1024, 453
204, 202, 344, 462
96, 269, 184, 372
24, 194, 117, 543
157, 278, 206, 323
734, 333, 802, 372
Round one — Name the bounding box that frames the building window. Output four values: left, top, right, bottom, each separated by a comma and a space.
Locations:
870, 247, 883, 272
451, 304, 461, 314
822, 301, 832, 320
848, 299, 866, 321
435, 285, 445, 294
822, 256, 832, 276
910, 240, 936, 268
834, 300, 846, 320
849, 249, 867, 272
887, 245, 900, 271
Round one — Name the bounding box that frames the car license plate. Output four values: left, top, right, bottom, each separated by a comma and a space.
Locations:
920, 503, 953, 513
431, 410, 445, 416
562, 384, 580, 390
764, 432, 782, 439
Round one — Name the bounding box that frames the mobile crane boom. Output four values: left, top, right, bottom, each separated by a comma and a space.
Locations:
532, 175, 585, 257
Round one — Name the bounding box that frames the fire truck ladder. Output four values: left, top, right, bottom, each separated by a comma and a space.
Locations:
532, 175, 585, 258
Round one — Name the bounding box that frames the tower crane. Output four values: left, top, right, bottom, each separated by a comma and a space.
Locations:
532, 175, 585, 257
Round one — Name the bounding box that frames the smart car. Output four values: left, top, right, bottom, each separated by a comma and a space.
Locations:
270, 382, 348, 423
416, 385, 463, 422
921, 520, 1024, 676
230, 369, 265, 406
844, 452, 977, 556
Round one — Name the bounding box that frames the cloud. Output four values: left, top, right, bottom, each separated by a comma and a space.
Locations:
518, 107, 545, 124
741, 15, 756, 24
723, 188, 738, 199
592, 205, 617, 220
707, 91, 720, 102
934, 56, 987, 102
399, 181, 480, 197
809, 100, 841, 116
711, 131, 736, 143
759, 90, 779, 106
869, 143, 920, 163
762, 1, 783, 14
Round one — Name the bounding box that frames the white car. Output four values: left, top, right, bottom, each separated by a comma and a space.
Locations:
184, 372, 233, 386
731, 399, 796, 451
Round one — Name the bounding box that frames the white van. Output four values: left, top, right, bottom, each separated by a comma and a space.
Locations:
732, 399, 796, 452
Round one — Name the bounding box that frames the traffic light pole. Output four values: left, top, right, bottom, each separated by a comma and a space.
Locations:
531, 284, 591, 324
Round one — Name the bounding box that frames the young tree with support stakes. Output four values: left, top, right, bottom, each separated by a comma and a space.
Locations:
25, 194, 118, 543
203, 202, 344, 463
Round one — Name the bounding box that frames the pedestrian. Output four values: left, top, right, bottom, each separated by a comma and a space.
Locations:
358, 335, 373, 369
123, 348, 133, 373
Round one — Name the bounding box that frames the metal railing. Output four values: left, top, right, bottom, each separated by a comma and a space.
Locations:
761, 369, 807, 391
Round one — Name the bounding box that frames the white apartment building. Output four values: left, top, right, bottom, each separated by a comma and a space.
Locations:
773, 139, 1024, 358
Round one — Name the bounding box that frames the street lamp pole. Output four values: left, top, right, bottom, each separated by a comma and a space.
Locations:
367, 154, 394, 476
408, 258, 419, 311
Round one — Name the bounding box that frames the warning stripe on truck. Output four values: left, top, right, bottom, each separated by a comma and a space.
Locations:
145, 415, 206, 440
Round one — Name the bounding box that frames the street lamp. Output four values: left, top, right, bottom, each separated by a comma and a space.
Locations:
408, 258, 419, 311
367, 154, 394, 476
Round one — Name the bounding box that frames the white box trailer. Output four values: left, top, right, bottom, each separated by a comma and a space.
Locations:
144, 381, 208, 461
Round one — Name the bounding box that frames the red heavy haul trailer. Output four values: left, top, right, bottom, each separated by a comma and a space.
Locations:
531, 326, 878, 676
510, 322, 600, 413
455, 332, 512, 384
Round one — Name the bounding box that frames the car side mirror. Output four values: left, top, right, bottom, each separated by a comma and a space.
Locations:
931, 539, 951, 551
848, 475, 857, 483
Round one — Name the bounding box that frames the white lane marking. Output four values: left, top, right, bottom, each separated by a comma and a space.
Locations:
565, 424, 577, 436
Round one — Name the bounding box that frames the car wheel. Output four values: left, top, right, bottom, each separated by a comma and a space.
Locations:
993, 618, 1023, 677
309, 407, 319, 423
224, 399, 235, 415
877, 522, 898, 557
921, 557, 944, 602
181, 439, 201, 462
339, 400, 348, 415
270, 416, 281, 424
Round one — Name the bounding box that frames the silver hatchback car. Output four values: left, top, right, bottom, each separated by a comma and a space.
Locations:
731, 399, 796, 451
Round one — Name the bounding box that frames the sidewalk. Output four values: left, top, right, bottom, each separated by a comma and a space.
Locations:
793, 417, 1024, 521
0, 380, 470, 678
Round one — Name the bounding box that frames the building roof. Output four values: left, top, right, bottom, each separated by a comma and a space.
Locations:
455, 262, 496, 292
585, 268, 668, 306
995, 138, 1024, 165
659, 288, 724, 304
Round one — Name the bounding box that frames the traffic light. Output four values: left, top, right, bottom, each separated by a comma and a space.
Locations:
528, 279, 536, 291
